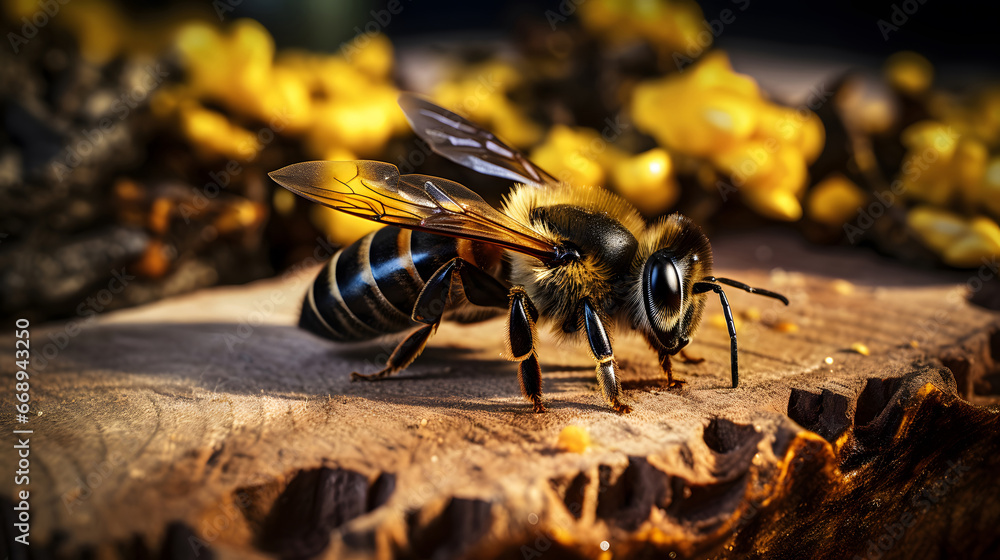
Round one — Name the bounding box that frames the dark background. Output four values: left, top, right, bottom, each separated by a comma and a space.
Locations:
184, 0, 1000, 78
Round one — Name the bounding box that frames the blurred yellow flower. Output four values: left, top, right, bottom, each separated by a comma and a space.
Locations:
807, 175, 869, 226
529, 125, 627, 187
578, 0, 706, 62
631, 51, 824, 222
432, 60, 542, 148
885, 51, 934, 96
556, 425, 591, 453
178, 103, 259, 161
310, 206, 383, 247
907, 207, 1000, 267
611, 148, 679, 215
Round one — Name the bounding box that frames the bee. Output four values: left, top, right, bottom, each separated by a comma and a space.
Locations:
269, 94, 788, 413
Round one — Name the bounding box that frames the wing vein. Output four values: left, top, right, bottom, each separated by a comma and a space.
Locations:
269, 160, 558, 262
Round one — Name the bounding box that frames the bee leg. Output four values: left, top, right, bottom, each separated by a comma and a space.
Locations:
507, 287, 545, 413
352, 258, 508, 381
582, 299, 631, 414
654, 347, 687, 389
679, 350, 705, 365
455, 260, 511, 308
351, 324, 437, 381
694, 281, 740, 388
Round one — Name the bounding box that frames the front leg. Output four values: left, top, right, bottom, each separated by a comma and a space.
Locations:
582, 300, 631, 414
654, 346, 687, 389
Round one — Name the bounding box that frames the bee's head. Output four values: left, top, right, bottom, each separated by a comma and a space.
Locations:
629, 214, 713, 353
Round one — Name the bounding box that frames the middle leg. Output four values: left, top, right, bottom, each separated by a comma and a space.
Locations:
505, 287, 545, 413
581, 299, 631, 414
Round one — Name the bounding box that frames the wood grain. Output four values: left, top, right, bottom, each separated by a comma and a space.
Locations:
2, 233, 998, 560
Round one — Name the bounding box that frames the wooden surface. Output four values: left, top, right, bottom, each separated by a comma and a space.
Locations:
2, 232, 999, 559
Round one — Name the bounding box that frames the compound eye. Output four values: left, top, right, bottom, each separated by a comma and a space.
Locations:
645, 253, 683, 316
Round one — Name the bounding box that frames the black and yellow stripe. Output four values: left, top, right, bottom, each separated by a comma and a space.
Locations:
300, 226, 497, 342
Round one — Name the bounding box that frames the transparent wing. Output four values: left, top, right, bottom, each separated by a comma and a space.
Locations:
398, 93, 560, 188
269, 160, 559, 261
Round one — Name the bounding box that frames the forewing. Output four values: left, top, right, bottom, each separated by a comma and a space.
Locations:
269, 160, 558, 261
398, 93, 560, 188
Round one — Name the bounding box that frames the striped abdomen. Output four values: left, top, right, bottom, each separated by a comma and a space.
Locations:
300, 226, 503, 342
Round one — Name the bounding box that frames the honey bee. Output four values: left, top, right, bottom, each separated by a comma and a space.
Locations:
269, 94, 788, 413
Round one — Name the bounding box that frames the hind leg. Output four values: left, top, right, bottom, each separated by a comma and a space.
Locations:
352, 258, 508, 381
351, 324, 438, 381
679, 350, 704, 365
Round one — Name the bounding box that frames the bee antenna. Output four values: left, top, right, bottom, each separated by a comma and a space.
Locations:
704, 276, 789, 306
693, 281, 739, 388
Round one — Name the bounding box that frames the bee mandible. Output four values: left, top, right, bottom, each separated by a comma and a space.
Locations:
269, 94, 788, 413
